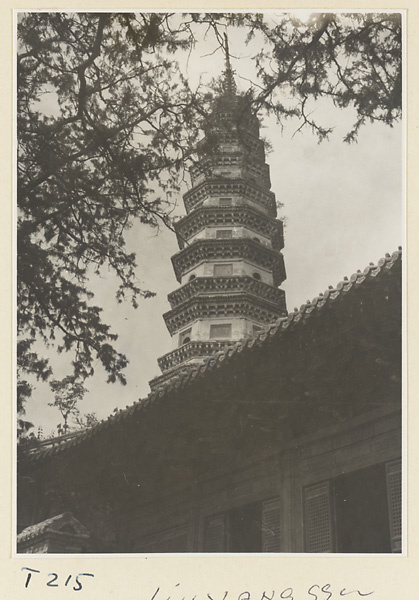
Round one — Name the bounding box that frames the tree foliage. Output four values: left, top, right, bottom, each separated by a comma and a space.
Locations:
197, 12, 402, 141
17, 11, 402, 427
17, 12, 207, 419
48, 375, 95, 434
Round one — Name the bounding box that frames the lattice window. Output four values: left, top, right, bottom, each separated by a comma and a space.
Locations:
204, 514, 226, 552
214, 263, 233, 277
262, 497, 281, 552
216, 229, 233, 239
210, 324, 232, 339
386, 459, 402, 552
304, 482, 334, 552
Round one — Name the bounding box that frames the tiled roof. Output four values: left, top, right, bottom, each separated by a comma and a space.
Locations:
24, 248, 402, 464
17, 512, 89, 543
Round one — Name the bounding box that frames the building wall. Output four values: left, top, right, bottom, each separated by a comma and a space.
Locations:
120, 407, 401, 553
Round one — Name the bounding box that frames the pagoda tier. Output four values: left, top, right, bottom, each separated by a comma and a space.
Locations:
175, 205, 284, 250
163, 292, 286, 335
183, 179, 277, 216
149, 55, 287, 390
171, 238, 286, 286
157, 340, 236, 373
196, 128, 266, 161
190, 154, 271, 190
167, 275, 285, 309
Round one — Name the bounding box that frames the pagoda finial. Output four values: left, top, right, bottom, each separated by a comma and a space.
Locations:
223, 32, 237, 96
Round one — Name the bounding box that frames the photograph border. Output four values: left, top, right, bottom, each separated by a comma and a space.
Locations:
4, 1, 417, 598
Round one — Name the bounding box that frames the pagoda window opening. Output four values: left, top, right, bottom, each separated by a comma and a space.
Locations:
216, 229, 233, 239
210, 323, 232, 339
214, 263, 233, 277
252, 272, 261, 281
189, 274, 196, 281
179, 328, 192, 347
219, 197, 232, 207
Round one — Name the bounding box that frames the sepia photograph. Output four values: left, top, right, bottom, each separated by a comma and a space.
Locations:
16, 10, 403, 555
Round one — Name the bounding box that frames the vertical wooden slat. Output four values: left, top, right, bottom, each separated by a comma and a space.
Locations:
386, 459, 402, 553
304, 481, 334, 552
262, 497, 281, 552
204, 513, 226, 552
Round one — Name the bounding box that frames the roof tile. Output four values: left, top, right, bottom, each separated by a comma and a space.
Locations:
25, 248, 401, 463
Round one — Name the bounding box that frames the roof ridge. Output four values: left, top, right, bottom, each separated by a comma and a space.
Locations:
24, 247, 402, 463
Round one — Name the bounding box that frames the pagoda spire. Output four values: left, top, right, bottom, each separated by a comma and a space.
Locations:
222, 32, 237, 96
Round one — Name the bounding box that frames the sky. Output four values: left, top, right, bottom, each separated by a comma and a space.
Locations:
21, 12, 403, 436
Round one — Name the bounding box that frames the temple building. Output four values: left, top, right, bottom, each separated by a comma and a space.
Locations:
150, 51, 286, 389
17, 53, 402, 554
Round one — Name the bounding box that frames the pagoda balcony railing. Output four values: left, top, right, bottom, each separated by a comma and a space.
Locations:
157, 340, 236, 373
149, 362, 198, 390
167, 275, 285, 308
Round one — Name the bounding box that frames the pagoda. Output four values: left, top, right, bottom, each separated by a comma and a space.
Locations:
150, 40, 286, 390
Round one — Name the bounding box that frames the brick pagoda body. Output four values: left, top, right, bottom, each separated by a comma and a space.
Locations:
150, 56, 286, 390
